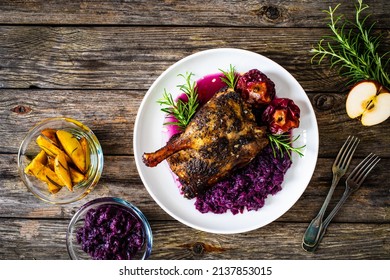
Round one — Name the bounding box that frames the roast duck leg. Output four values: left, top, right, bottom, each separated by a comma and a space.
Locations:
143, 87, 268, 198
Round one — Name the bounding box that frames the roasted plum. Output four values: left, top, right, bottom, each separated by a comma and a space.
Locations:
262, 98, 300, 134
236, 69, 276, 107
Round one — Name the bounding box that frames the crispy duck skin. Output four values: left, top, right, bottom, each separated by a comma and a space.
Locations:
142, 87, 268, 198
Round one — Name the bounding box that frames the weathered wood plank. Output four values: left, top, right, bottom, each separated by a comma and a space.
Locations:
0, 219, 388, 260
1, 153, 388, 223
1, 90, 139, 155
1, 90, 389, 156
0, 0, 388, 263
0, 0, 389, 28
0, 26, 389, 91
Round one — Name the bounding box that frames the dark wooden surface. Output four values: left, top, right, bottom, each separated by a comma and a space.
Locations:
0, 0, 389, 260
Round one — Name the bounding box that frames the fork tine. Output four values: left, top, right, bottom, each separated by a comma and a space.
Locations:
335, 136, 360, 168
341, 136, 360, 169
348, 153, 372, 178
347, 153, 380, 184
333, 135, 352, 164
357, 156, 380, 185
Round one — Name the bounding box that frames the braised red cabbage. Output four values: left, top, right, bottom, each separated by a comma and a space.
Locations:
195, 145, 292, 215
76, 204, 144, 260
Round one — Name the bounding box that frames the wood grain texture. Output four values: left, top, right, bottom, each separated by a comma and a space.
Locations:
0, 0, 389, 260
0, 26, 389, 91
0, 219, 388, 260
1, 90, 139, 154
0, 0, 389, 28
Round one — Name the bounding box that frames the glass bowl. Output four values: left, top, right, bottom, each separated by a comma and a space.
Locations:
17, 117, 104, 204
66, 197, 153, 260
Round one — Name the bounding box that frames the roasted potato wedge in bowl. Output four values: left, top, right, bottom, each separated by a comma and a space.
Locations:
18, 117, 103, 204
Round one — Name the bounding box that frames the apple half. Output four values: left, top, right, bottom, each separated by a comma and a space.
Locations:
346, 80, 390, 126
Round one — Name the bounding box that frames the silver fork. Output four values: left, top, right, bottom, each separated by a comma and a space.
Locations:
303, 153, 380, 252
302, 136, 360, 247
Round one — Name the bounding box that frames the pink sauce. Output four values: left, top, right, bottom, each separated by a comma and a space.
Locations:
196, 73, 227, 104
165, 73, 227, 139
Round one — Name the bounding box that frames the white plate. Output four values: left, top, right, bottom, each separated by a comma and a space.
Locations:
134, 48, 319, 234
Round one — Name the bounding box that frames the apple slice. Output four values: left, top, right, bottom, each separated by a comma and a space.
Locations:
346, 80, 390, 126
346, 81, 378, 118
361, 92, 390, 126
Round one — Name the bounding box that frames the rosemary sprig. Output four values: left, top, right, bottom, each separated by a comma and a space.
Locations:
311, 0, 389, 88
219, 64, 238, 89
157, 72, 199, 130
268, 134, 306, 159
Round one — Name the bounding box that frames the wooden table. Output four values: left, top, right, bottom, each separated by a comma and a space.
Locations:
0, 0, 389, 260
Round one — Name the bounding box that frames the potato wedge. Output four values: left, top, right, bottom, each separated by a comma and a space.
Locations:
56, 130, 86, 173
70, 167, 85, 185
36, 135, 72, 163
41, 128, 60, 146
47, 156, 55, 170
54, 153, 73, 191
25, 160, 64, 193
24, 150, 47, 175
47, 181, 62, 194
39, 163, 64, 186
79, 137, 90, 172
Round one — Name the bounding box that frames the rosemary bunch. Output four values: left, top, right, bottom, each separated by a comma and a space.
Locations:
311, 0, 389, 88
157, 72, 199, 130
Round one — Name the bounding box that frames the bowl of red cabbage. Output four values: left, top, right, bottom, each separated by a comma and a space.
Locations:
66, 197, 152, 260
